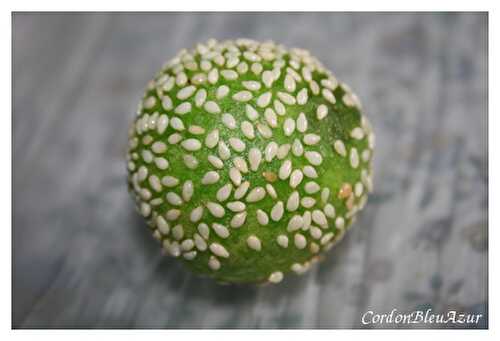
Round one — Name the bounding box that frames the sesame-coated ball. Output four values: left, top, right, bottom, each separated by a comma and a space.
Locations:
126, 38, 374, 284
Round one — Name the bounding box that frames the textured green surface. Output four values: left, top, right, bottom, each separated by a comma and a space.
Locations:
126, 39, 374, 283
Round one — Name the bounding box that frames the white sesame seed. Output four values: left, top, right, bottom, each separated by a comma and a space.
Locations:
351, 127, 365, 140
310, 80, 320, 95
301, 197, 316, 208
156, 216, 169, 235
335, 216, 345, 229
271, 201, 284, 221
262, 70, 274, 88
166, 192, 183, 206
140, 202, 151, 217
216, 85, 230, 99
234, 181, 250, 199
210, 243, 229, 258
334, 140, 347, 156
324, 204, 336, 218
166, 209, 181, 221
277, 235, 288, 248
284, 74, 296, 93
354, 182, 364, 197
245, 104, 259, 121
257, 92, 272, 108
181, 138, 202, 151
246, 187, 266, 203
183, 154, 199, 169
233, 157, 248, 173
279, 160, 292, 180
161, 176, 179, 187
273, 100, 285, 116
256, 209, 269, 226
321, 188, 331, 203
233, 91, 253, 102
194, 233, 207, 251
160, 96, 172, 111
322, 89, 336, 104
305, 151, 323, 165
137, 166, 148, 181
226, 57, 239, 69
245, 148, 261, 172
361, 149, 371, 162
229, 211, 246, 228
228, 137, 246, 152
321, 77, 338, 90
264, 108, 278, 128
310, 226, 322, 240
176, 85, 196, 100
190, 206, 204, 223
302, 166, 318, 179
141, 150, 153, 163
175, 102, 192, 115
221, 113, 237, 129
283, 118, 296, 136
208, 256, 221, 270
303, 133, 320, 145
176, 72, 188, 86
368, 133, 376, 149
208, 68, 219, 84
221, 69, 238, 80
289, 169, 304, 188
212, 223, 230, 238
264, 142, 278, 162
286, 191, 300, 212
304, 181, 320, 194
302, 67, 312, 82
162, 77, 175, 92
201, 171, 220, 185
168, 133, 182, 144
294, 233, 307, 249
265, 183, 277, 199
227, 201, 246, 212
229, 167, 242, 186
242, 81, 261, 91
247, 235, 262, 251
144, 96, 156, 109
277, 91, 296, 105
268, 271, 283, 283
197, 223, 209, 240
170, 117, 185, 131
296, 113, 308, 133
287, 215, 304, 232
206, 202, 225, 218
151, 141, 167, 154
297, 88, 308, 105
195, 89, 207, 107
189, 125, 205, 135
204, 155, 222, 171
291, 263, 305, 274
157, 115, 169, 134
149, 175, 162, 192
302, 211, 312, 230
312, 209, 328, 226
256, 123, 272, 138
218, 141, 231, 160
205, 129, 219, 149
350, 148, 359, 168
316, 104, 328, 120
204, 101, 221, 114
165, 240, 180, 257
277, 144, 291, 159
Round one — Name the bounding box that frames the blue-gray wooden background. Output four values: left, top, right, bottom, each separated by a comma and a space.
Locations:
12, 12, 488, 328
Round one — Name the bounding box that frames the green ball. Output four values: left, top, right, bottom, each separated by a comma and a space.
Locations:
126, 38, 374, 284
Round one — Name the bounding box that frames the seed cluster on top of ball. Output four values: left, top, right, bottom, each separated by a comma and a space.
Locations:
126, 38, 374, 284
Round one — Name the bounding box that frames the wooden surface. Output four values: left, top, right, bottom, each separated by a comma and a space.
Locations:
12, 13, 488, 328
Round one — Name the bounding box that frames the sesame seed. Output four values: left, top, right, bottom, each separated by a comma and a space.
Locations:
233, 157, 248, 173
221, 69, 238, 80
350, 148, 359, 168
294, 233, 307, 249
322, 88, 336, 104
188, 125, 205, 135
194, 234, 207, 251
231, 211, 247, 228
176, 72, 188, 86
209, 243, 229, 258
161, 176, 179, 187
312, 209, 328, 226
279, 160, 292, 180
183, 154, 199, 169
229, 167, 242, 186
291, 263, 304, 274
245, 104, 259, 121
241, 121, 255, 139
297, 88, 308, 105
207, 155, 224, 169
242, 81, 261, 91
301, 197, 316, 208
162, 77, 175, 92
141, 150, 153, 163
277, 144, 291, 159
334, 140, 347, 157
143, 96, 156, 109
321, 77, 338, 90
321, 188, 331, 203
149, 175, 162, 192
368, 133, 376, 149
351, 127, 365, 140
277, 235, 289, 248
289, 169, 304, 188
176, 85, 196, 100
310, 226, 322, 240
171, 224, 184, 240
321, 232, 334, 245
218, 141, 231, 160
264, 108, 278, 128
216, 85, 230, 99
287, 191, 300, 211
256, 123, 272, 138
248, 148, 262, 171
137, 166, 148, 181
284, 74, 296, 92
237, 62, 249, 74
256, 209, 269, 226
247, 235, 262, 251
204, 101, 221, 114
302, 67, 312, 82
165, 240, 180, 257
303, 134, 320, 145
201, 171, 220, 185
232, 91, 253, 102
304, 181, 320, 194
303, 165, 318, 178
265, 184, 277, 199
212, 223, 230, 238
316, 104, 328, 120
273, 100, 285, 115
310, 81, 320, 95
157, 115, 169, 134
222, 113, 237, 129
268, 271, 283, 283
140, 202, 151, 217
271, 201, 284, 221
287, 215, 304, 232
168, 133, 182, 144
234, 181, 250, 199
205, 129, 219, 149
283, 118, 296, 136
262, 70, 274, 88
354, 182, 364, 197
181, 138, 202, 151
361, 149, 371, 162
206, 202, 225, 218
255, 92, 271, 108
166, 192, 183, 206
277, 91, 296, 105
227, 201, 246, 212
208, 68, 219, 84
228, 137, 246, 152
190, 206, 204, 223
174, 102, 192, 115
195, 89, 207, 107
302, 211, 312, 229
170, 117, 185, 131
296, 112, 308, 133
305, 151, 323, 165
324, 204, 336, 218
208, 256, 221, 270
156, 216, 170, 235
183, 251, 197, 260
226, 57, 239, 69
246, 187, 266, 203
335, 217, 345, 229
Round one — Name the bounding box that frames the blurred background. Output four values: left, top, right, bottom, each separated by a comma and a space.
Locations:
12, 12, 487, 328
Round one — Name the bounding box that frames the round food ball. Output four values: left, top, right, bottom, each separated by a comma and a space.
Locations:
126, 38, 374, 284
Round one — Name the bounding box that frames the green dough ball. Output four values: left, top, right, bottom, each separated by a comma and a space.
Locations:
126, 38, 374, 284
